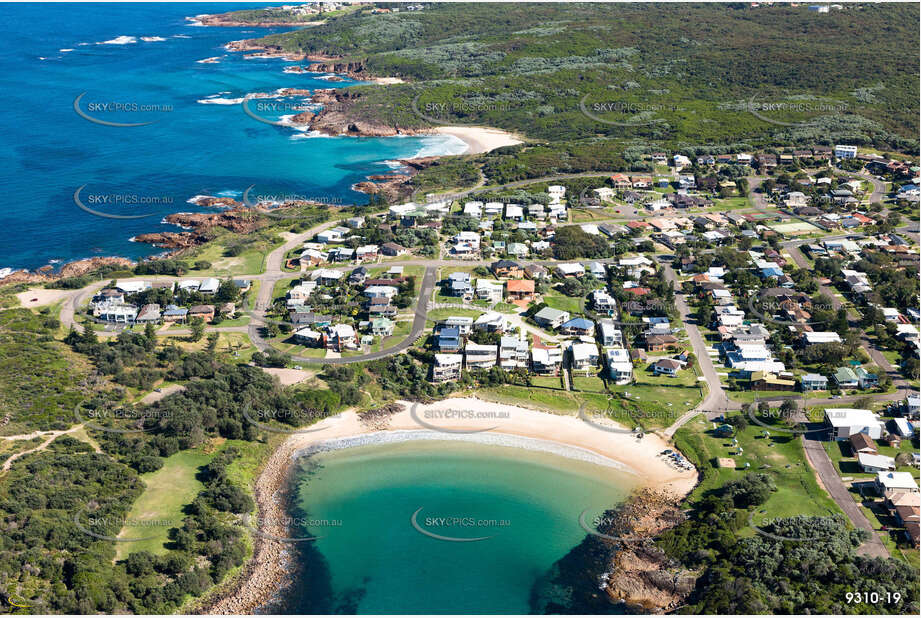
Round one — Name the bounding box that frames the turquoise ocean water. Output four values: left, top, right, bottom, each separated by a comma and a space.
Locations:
0, 3, 464, 271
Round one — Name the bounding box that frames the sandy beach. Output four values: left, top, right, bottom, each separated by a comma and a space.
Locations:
433, 126, 524, 154
205, 397, 696, 614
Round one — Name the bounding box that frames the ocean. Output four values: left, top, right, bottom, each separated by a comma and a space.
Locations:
0, 3, 466, 271
271, 439, 635, 614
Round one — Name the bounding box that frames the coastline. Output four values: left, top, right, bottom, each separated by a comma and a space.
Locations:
204, 397, 697, 614
432, 126, 524, 154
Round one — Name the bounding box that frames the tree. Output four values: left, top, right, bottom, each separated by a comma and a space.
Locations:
205, 333, 219, 355
143, 322, 157, 350
721, 473, 776, 508
188, 317, 205, 342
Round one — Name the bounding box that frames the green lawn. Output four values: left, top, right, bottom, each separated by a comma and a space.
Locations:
114, 449, 213, 559
673, 413, 842, 531
571, 376, 607, 393
476, 384, 610, 415
542, 292, 584, 314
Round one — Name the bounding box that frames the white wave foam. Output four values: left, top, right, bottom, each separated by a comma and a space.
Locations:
97, 35, 137, 45
173, 34, 191, 39
290, 130, 327, 140
59, 48, 74, 53
186, 195, 213, 205
410, 135, 470, 159
216, 189, 242, 198
185, 17, 205, 27
140, 36, 167, 42
197, 97, 243, 105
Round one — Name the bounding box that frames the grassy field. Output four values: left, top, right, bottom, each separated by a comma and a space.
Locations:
476, 384, 609, 414
673, 413, 842, 533
542, 291, 584, 314
114, 449, 213, 559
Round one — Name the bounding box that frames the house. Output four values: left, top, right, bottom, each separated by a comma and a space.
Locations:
380, 242, 408, 256
473, 312, 507, 333
463, 201, 483, 218
858, 453, 896, 473
605, 347, 632, 384
465, 342, 498, 370
435, 326, 462, 352
504, 204, 524, 222
610, 173, 631, 190
749, 371, 796, 391
115, 280, 150, 294
555, 263, 585, 278
364, 285, 398, 300
499, 336, 529, 370
289, 308, 331, 326
310, 268, 345, 286
441, 316, 473, 335
476, 279, 504, 304
533, 307, 570, 330
433, 353, 463, 382
162, 304, 188, 323
652, 358, 683, 377
198, 278, 220, 295
890, 417, 915, 438
324, 324, 358, 352
94, 302, 137, 324
135, 304, 161, 324
293, 327, 323, 347
316, 227, 348, 243
547, 185, 566, 202
801, 373, 828, 392
447, 272, 472, 298
370, 317, 394, 336
560, 317, 595, 337
855, 366, 879, 389
598, 320, 624, 347
492, 260, 524, 278
531, 342, 563, 375
824, 408, 884, 440
356, 244, 379, 261
646, 334, 679, 352
483, 202, 503, 217
94, 288, 125, 305
802, 331, 842, 346
875, 471, 919, 495
586, 262, 606, 279
591, 289, 618, 316
506, 279, 535, 302
849, 432, 878, 455
833, 367, 859, 389
188, 304, 215, 322
525, 264, 549, 280
570, 342, 599, 373
834, 144, 858, 159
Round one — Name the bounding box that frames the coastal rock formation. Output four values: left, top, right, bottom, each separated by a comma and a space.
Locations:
601, 490, 696, 612
288, 111, 314, 125
165, 209, 263, 234
0, 257, 135, 287
198, 13, 320, 27
133, 232, 204, 250
189, 196, 239, 208
225, 39, 306, 61
529, 489, 696, 615
306, 61, 366, 80
352, 174, 412, 202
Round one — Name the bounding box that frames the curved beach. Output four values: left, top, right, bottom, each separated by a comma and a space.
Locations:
204, 397, 697, 614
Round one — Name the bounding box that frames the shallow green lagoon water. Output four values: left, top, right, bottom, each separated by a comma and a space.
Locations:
274, 438, 636, 614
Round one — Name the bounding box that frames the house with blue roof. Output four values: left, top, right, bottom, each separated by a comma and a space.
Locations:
434, 325, 462, 352
559, 317, 596, 336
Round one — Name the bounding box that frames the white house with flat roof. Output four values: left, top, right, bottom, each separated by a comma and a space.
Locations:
875, 471, 919, 494
834, 144, 858, 159
824, 408, 884, 440
605, 347, 633, 384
